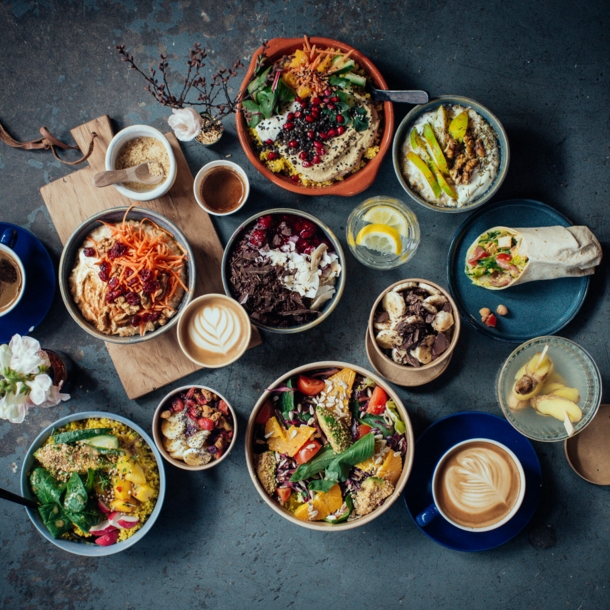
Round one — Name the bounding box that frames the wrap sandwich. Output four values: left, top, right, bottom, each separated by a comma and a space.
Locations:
465, 226, 602, 290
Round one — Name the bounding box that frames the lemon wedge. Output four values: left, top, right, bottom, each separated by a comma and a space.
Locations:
356, 224, 402, 255
362, 205, 409, 237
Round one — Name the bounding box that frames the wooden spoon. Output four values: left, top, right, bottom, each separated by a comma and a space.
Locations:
93, 162, 164, 188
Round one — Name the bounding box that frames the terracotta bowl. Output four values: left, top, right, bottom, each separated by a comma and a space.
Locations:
245, 361, 415, 531
367, 279, 461, 386
236, 37, 394, 197
153, 385, 238, 471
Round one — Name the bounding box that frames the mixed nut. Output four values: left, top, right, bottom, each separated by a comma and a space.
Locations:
373, 281, 455, 367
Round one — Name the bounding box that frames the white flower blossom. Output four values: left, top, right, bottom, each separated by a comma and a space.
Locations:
9, 335, 46, 375
167, 107, 203, 141
26, 374, 53, 405
0, 383, 28, 424
33, 381, 71, 409
0, 344, 11, 371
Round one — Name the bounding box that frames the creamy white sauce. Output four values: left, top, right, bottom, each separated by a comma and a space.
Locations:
254, 101, 300, 142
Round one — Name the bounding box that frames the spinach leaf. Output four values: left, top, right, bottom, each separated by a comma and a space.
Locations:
359, 414, 393, 436
477, 257, 501, 272
83, 469, 96, 493
290, 445, 336, 482
38, 503, 72, 539
308, 479, 337, 493
281, 378, 295, 416
386, 400, 406, 434
325, 433, 376, 483
248, 66, 271, 102
63, 472, 89, 513
30, 468, 65, 504
52, 428, 112, 445
65, 508, 100, 533
256, 88, 276, 119
276, 79, 295, 105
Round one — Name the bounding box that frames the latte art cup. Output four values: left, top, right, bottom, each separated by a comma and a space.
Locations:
177, 293, 251, 368
415, 438, 526, 533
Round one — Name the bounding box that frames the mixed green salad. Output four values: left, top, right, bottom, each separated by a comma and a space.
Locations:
253, 367, 407, 523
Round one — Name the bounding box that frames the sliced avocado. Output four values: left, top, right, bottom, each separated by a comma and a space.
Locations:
316, 406, 352, 454
409, 128, 429, 159
423, 123, 449, 175
449, 111, 469, 142
406, 151, 442, 198
83, 435, 119, 450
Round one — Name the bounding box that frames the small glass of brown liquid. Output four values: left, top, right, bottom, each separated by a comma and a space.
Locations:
194, 161, 250, 216
0, 229, 26, 317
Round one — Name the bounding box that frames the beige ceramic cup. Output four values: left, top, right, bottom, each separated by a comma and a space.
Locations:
193, 160, 250, 217
367, 278, 460, 387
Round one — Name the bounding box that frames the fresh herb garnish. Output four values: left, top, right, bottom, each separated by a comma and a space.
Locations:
308, 479, 337, 493
325, 433, 375, 483
290, 445, 336, 482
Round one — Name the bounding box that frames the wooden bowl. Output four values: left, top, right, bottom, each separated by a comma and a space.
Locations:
245, 361, 415, 531
367, 279, 460, 386
236, 37, 394, 197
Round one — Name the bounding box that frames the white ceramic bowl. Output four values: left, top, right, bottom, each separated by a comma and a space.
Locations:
193, 160, 250, 216
105, 125, 177, 201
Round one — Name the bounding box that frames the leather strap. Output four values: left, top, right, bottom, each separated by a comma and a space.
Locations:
0, 121, 97, 165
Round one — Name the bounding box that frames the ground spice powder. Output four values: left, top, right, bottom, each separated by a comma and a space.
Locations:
116, 136, 170, 191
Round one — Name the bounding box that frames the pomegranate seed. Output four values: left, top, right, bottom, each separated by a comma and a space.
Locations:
172, 397, 185, 412
83, 247, 95, 257
306, 130, 314, 139
337, 126, 346, 135
305, 115, 314, 123
319, 132, 328, 140
257, 215, 274, 229
328, 128, 337, 137
265, 139, 273, 146
302, 161, 312, 168
324, 88, 332, 96
330, 96, 340, 102
326, 103, 335, 111
291, 175, 300, 183
336, 115, 345, 124
323, 97, 330, 103
131, 315, 141, 327
139, 269, 153, 282
98, 271, 109, 282
198, 417, 215, 431
311, 109, 320, 117
299, 151, 308, 160
283, 122, 294, 130
311, 97, 321, 105
318, 147, 326, 156
294, 96, 302, 104
288, 140, 298, 148
286, 112, 295, 121
313, 155, 321, 164
294, 111, 302, 119
313, 140, 324, 149
268, 151, 279, 160
186, 388, 196, 399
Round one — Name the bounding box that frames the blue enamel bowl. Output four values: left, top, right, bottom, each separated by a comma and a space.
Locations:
392, 95, 510, 213
20, 411, 166, 556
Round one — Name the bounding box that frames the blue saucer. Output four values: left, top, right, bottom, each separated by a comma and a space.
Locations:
0, 223, 55, 343
447, 199, 590, 342
403, 411, 541, 552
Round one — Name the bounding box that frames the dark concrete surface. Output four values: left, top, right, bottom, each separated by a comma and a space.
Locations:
1, 1, 609, 608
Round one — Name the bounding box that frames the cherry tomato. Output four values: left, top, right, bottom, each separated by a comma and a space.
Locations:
255, 400, 275, 425
198, 417, 215, 431
467, 246, 488, 266
297, 375, 325, 396
295, 439, 322, 465
495, 253, 513, 270
367, 386, 389, 415
277, 487, 292, 503
355, 424, 372, 440
484, 313, 498, 328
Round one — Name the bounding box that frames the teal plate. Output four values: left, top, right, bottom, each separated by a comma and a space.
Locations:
447, 199, 590, 343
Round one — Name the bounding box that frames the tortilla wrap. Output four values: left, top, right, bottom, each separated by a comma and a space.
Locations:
466, 225, 602, 290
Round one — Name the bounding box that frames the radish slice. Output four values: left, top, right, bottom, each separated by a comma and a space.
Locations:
108, 512, 140, 529
95, 530, 120, 546
89, 520, 118, 537
98, 500, 111, 515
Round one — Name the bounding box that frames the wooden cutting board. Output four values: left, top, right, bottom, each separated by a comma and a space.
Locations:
40, 115, 261, 399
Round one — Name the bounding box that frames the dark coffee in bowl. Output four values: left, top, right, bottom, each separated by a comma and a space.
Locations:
434, 440, 522, 529
0, 250, 23, 314
199, 167, 246, 214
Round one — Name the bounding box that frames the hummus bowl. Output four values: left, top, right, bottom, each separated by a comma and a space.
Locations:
221, 208, 346, 334
393, 96, 509, 213
245, 361, 415, 531
236, 37, 394, 197
59, 207, 196, 344
21, 411, 166, 556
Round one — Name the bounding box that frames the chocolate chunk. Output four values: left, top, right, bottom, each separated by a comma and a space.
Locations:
443, 302, 452, 313
425, 313, 436, 324
376, 311, 390, 323
405, 352, 421, 367
432, 332, 450, 358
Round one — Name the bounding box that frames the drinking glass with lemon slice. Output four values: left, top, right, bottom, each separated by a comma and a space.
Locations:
346, 196, 420, 269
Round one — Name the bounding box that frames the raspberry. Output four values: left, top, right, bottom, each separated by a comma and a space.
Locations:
257, 215, 274, 230
249, 229, 267, 248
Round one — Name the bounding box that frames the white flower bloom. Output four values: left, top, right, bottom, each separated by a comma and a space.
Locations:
167, 107, 203, 141
0, 344, 11, 371
26, 374, 53, 405
0, 385, 28, 424
34, 381, 71, 409
9, 335, 46, 375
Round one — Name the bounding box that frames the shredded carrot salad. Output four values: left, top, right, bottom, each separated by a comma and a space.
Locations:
90, 210, 188, 335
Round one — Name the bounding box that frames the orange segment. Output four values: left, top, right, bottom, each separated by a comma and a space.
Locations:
293, 484, 343, 521
377, 451, 403, 485
265, 417, 316, 457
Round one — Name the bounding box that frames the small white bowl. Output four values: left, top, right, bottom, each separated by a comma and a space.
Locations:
105, 125, 177, 202
193, 160, 250, 216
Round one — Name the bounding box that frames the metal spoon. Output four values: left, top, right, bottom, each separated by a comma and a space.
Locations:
371, 89, 429, 104
0, 486, 38, 510
93, 162, 164, 188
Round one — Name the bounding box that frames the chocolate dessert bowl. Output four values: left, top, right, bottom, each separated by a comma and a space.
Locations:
367, 279, 461, 387
221, 209, 346, 334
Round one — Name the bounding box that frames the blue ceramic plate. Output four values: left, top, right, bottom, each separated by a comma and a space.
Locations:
403, 411, 541, 552
0, 222, 55, 343
447, 199, 589, 342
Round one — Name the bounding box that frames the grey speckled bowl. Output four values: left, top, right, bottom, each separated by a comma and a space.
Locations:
59, 206, 196, 344
392, 95, 510, 214
221, 208, 346, 334
21, 411, 166, 556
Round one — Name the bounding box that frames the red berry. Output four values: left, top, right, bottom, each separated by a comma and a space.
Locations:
291, 175, 300, 183
139, 269, 153, 282
323, 97, 330, 103
198, 417, 215, 431
99, 261, 110, 274
313, 155, 321, 164
125, 292, 140, 306
326, 103, 335, 111
258, 215, 274, 229
108, 242, 127, 259
124, 268, 133, 278
336, 114, 345, 124
294, 96, 302, 104
150, 311, 161, 322
289, 140, 298, 148
305, 115, 314, 123
330, 96, 340, 102
108, 277, 119, 289
267, 152, 277, 160
131, 315, 141, 327
302, 161, 312, 168
328, 128, 337, 137
324, 88, 332, 96
300, 220, 316, 239
318, 147, 326, 156
140, 312, 153, 323
299, 151, 308, 160
337, 126, 346, 135
172, 397, 185, 412
265, 139, 273, 145
186, 388, 196, 399
313, 140, 323, 149
142, 280, 160, 295
286, 112, 294, 121
311, 97, 321, 105
98, 271, 109, 282
249, 229, 267, 248
283, 122, 294, 130
306, 130, 315, 139
319, 132, 328, 140
83, 247, 96, 257
294, 111, 302, 118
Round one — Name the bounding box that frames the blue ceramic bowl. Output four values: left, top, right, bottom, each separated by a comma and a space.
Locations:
20, 411, 166, 556
392, 95, 510, 213
58, 206, 196, 344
